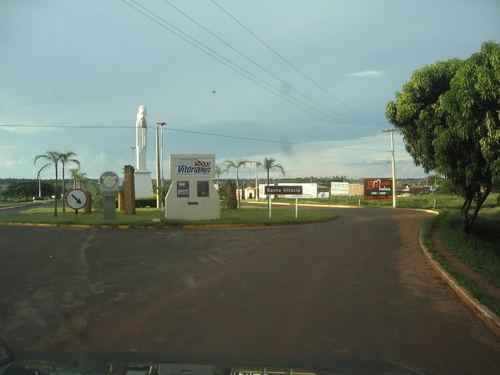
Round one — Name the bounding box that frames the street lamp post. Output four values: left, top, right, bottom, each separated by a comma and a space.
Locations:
36, 169, 42, 198
130, 146, 136, 168
155, 122, 166, 209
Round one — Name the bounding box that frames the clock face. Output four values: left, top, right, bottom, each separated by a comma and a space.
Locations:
98, 171, 120, 192
103, 175, 117, 187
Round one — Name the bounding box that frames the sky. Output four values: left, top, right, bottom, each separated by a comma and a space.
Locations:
1, 0, 499, 180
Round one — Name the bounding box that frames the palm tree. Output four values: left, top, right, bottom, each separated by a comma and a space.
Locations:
34, 151, 62, 217
70, 168, 87, 189
214, 164, 226, 187
224, 160, 250, 208
263, 157, 285, 203
58, 152, 80, 212
255, 161, 262, 199
263, 157, 285, 185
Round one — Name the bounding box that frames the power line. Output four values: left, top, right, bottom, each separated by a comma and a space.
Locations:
161, 0, 367, 128
208, 0, 382, 128
0, 124, 126, 129
123, 0, 353, 128
119, 0, 356, 133
0, 123, 389, 152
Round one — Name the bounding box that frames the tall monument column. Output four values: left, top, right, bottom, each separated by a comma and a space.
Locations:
134, 105, 153, 198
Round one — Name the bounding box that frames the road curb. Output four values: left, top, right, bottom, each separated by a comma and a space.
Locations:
246, 201, 441, 214
182, 223, 267, 229
412, 208, 439, 215
0, 217, 336, 231
419, 229, 500, 337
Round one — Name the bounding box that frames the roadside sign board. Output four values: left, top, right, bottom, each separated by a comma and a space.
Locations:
171, 154, 215, 178
98, 170, 121, 221
363, 178, 392, 199
264, 185, 303, 220
265, 185, 303, 195
331, 182, 349, 196
259, 183, 316, 198
98, 171, 121, 192
66, 189, 87, 210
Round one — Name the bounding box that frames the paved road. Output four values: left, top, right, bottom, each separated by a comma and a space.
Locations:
0, 207, 498, 374
0, 201, 49, 216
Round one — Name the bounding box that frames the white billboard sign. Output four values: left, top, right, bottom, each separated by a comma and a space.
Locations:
166, 153, 220, 220
331, 182, 350, 196
170, 154, 215, 179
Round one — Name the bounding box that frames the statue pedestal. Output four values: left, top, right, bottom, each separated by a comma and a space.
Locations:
134, 170, 153, 198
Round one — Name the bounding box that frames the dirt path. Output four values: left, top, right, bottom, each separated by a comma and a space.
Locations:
431, 225, 500, 301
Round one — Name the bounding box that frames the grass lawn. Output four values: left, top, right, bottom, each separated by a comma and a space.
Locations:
196, 205, 335, 225
0, 207, 161, 225
422, 207, 500, 316
0, 205, 336, 227
434, 208, 500, 287
274, 193, 499, 210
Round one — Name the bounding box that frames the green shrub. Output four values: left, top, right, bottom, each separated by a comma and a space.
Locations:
135, 198, 156, 208
220, 181, 237, 209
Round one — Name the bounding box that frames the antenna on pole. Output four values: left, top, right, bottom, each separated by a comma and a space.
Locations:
382, 128, 397, 208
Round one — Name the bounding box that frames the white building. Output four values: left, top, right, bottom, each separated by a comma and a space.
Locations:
238, 187, 258, 200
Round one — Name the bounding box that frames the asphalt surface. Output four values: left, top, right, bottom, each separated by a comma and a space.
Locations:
0, 201, 49, 216
0, 207, 499, 374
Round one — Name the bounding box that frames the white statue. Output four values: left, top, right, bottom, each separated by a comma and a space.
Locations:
135, 105, 148, 171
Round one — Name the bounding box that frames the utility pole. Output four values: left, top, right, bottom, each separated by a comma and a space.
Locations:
255, 163, 258, 202
160, 123, 165, 186
155, 122, 166, 210
382, 129, 397, 208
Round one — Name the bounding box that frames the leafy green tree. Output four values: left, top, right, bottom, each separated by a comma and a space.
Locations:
386, 41, 499, 232
224, 160, 250, 208
58, 152, 80, 212
219, 180, 237, 209
70, 168, 87, 189
34, 151, 62, 216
